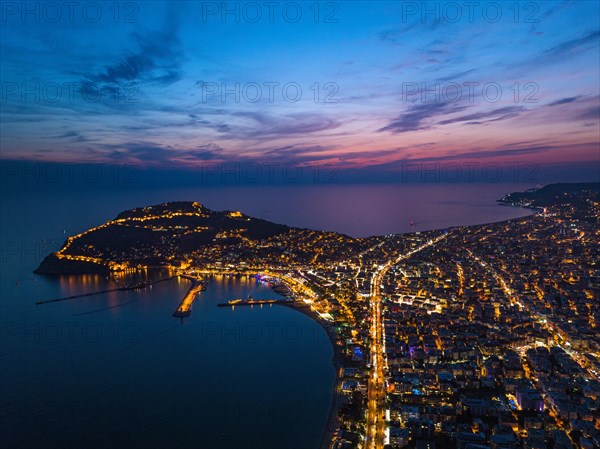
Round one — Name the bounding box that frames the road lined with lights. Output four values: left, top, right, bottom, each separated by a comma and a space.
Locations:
365, 234, 448, 449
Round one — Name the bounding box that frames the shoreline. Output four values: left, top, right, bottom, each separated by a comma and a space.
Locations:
280, 301, 345, 449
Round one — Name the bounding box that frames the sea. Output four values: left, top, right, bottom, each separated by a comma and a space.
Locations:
0, 182, 533, 449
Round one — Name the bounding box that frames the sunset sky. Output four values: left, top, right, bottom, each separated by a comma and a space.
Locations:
1, 1, 599, 181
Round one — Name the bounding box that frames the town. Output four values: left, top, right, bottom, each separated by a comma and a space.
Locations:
36, 183, 600, 449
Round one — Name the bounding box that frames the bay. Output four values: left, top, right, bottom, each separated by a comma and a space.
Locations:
0, 182, 532, 448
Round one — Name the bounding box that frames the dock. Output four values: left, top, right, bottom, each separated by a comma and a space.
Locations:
36, 276, 175, 305
172, 277, 206, 317
217, 298, 292, 307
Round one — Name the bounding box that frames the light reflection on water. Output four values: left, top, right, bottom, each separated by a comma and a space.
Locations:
1, 270, 335, 449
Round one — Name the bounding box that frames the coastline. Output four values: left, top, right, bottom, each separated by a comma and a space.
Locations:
359, 204, 536, 239
280, 301, 345, 449
33, 207, 538, 277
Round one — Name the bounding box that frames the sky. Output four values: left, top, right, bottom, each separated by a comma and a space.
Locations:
1, 1, 599, 183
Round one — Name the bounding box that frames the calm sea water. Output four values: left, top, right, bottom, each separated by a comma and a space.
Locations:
0, 183, 532, 448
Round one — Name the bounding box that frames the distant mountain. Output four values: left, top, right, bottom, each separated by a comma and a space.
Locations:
498, 182, 599, 215
499, 182, 599, 204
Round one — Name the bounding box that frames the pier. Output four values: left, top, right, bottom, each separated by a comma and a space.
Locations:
172, 277, 206, 317
217, 298, 292, 307
35, 276, 175, 305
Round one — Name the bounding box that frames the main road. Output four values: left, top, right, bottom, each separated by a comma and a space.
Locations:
364, 234, 448, 449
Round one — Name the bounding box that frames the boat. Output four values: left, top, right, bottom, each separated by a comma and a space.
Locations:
218, 296, 284, 307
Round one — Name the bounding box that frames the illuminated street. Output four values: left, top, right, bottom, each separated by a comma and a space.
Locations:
365, 235, 447, 449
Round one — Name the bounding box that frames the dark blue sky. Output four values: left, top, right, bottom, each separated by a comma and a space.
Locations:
1, 1, 599, 181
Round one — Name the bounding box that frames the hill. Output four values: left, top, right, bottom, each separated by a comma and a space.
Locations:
35, 201, 362, 274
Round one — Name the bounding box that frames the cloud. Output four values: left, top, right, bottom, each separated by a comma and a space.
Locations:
381, 142, 599, 165
99, 142, 225, 166
88, 9, 183, 85
548, 96, 580, 106
378, 102, 466, 133
436, 69, 477, 82
46, 130, 93, 143
231, 112, 342, 138
430, 146, 551, 161
51, 130, 79, 139
535, 94, 600, 124
543, 30, 600, 58
578, 105, 600, 121
511, 28, 599, 72
378, 14, 455, 45
438, 106, 524, 125
260, 144, 338, 164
